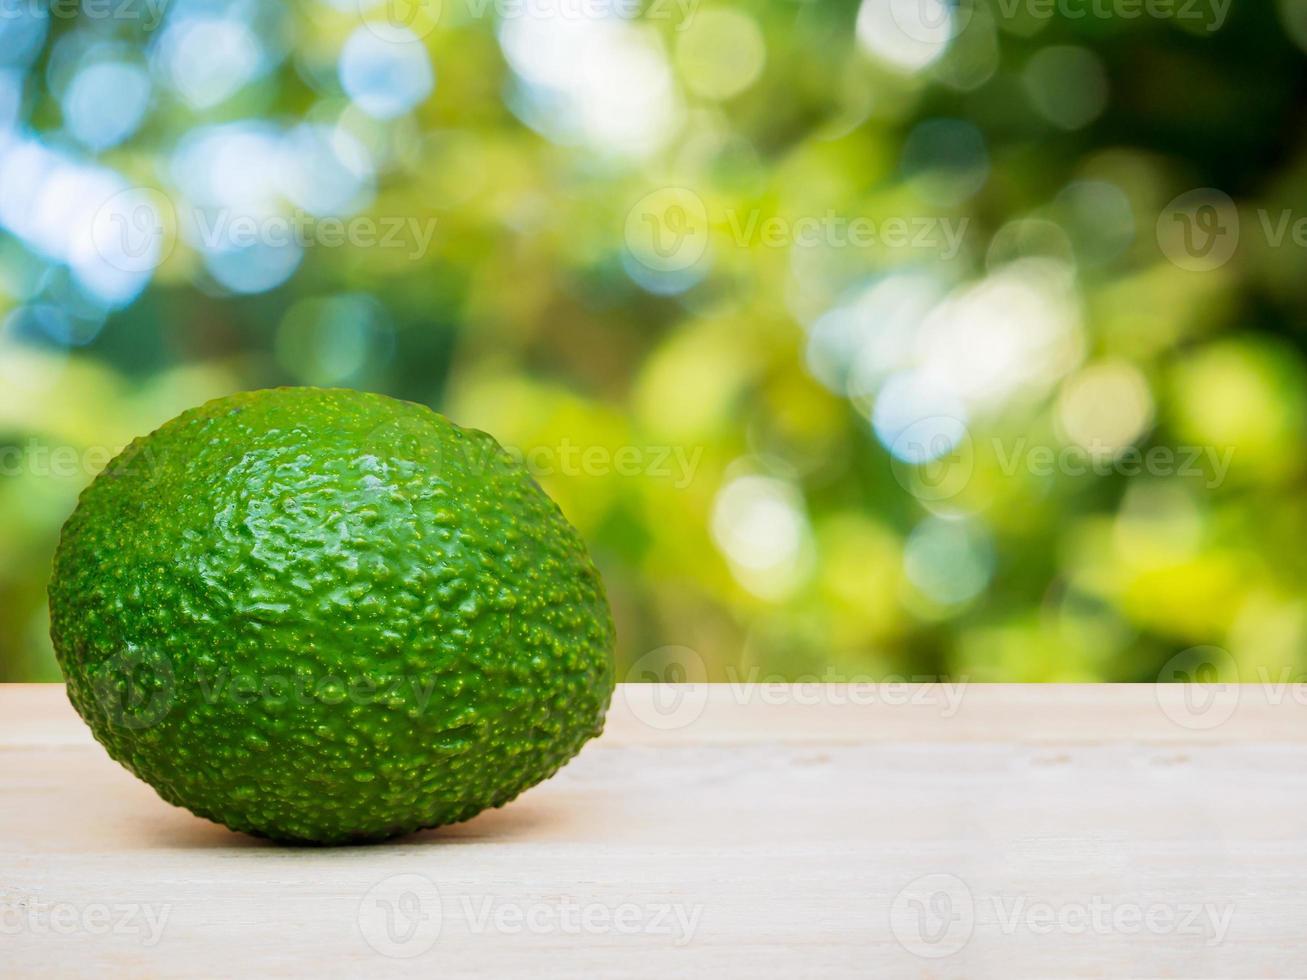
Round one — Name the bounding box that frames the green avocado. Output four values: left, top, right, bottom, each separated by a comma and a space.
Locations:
48, 387, 615, 844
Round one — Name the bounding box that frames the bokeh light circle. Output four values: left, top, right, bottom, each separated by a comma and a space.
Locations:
62, 62, 152, 152
857, 0, 956, 73
675, 9, 766, 100
339, 25, 435, 120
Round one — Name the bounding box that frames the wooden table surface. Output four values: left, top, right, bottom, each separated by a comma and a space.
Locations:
4, 682, 1306, 977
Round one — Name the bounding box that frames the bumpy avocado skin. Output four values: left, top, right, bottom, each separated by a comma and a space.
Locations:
49, 387, 615, 844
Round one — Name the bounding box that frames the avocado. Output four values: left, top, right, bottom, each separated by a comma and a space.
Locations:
49, 387, 615, 844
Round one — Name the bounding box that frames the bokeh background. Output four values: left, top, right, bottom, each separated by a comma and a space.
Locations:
2, 0, 1306, 682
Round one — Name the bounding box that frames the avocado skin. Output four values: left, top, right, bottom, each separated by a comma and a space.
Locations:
49, 387, 615, 844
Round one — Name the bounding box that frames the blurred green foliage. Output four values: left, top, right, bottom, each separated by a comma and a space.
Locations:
2, 0, 1306, 682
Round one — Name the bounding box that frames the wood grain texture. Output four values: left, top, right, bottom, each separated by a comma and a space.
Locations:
3, 683, 1306, 978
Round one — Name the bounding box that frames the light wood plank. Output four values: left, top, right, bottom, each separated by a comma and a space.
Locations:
3, 684, 1306, 977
